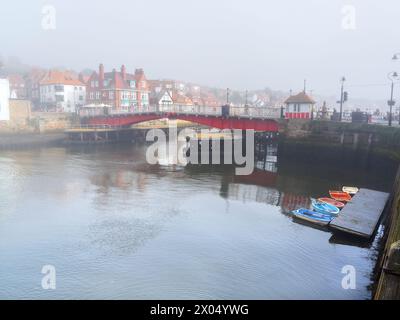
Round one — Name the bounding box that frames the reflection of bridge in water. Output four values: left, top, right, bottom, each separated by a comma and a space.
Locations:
81, 105, 281, 132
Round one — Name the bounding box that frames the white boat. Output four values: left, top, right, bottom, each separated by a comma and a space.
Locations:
342, 186, 359, 195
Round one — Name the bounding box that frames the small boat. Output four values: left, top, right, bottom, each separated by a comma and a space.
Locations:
312, 200, 340, 216
329, 190, 352, 202
292, 208, 333, 226
342, 186, 359, 195
318, 197, 345, 209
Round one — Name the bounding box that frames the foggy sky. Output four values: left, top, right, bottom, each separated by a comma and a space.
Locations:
1, 0, 400, 101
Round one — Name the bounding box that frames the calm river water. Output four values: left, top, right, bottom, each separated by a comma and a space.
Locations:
0, 143, 397, 299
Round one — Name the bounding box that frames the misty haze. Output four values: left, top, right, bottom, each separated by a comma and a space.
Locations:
0, 0, 400, 306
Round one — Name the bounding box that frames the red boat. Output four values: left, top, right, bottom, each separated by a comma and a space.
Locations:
329, 191, 352, 202
318, 197, 345, 209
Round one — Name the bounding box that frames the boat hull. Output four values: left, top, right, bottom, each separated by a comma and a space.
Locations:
312, 200, 340, 215
292, 209, 333, 226
342, 186, 359, 195
318, 197, 345, 209
329, 191, 352, 202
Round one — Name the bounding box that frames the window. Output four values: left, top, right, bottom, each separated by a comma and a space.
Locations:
95, 81, 99, 87
56, 95, 64, 102
109, 91, 114, 99
55, 85, 64, 92
95, 91, 100, 99
129, 80, 135, 88
89, 92, 94, 99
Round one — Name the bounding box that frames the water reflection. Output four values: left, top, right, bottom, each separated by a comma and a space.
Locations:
0, 141, 397, 299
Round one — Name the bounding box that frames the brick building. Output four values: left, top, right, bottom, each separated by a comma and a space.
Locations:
86, 64, 150, 111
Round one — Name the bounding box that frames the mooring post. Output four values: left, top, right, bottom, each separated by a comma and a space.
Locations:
353, 133, 359, 150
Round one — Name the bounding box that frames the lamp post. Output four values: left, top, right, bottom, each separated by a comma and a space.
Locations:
387, 71, 398, 127
339, 77, 346, 122
392, 53, 400, 124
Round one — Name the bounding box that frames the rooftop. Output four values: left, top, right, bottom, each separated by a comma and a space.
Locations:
284, 91, 316, 104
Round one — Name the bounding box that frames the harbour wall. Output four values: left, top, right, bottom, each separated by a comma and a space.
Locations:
279, 119, 400, 162
374, 166, 400, 300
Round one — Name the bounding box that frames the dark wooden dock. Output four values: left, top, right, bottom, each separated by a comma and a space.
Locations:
330, 188, 389, 238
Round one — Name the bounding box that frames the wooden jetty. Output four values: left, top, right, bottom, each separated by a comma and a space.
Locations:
64, 126, 146, 143
329, 188, 389, 238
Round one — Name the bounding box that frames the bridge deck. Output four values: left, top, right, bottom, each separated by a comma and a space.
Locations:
329, 188, 390, 238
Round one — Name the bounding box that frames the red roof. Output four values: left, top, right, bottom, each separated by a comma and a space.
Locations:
171, 91, 193, 105
89, 65, 148, 90
284, 92, 315, 104
40, 70, 84, 86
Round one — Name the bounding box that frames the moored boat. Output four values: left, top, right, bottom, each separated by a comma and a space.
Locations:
342, 186, 359, 195
312, 200, 340, 215
292, 208, 333, 226
329, 190, 352, 202
318, 197, 345, 209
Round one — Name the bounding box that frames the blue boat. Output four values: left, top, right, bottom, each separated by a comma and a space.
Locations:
311, 200, 340, 216
292, 208, 333, 226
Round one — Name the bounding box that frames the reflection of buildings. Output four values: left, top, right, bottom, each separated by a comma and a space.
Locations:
227, 183, 281, 206
279, 193, 311, 214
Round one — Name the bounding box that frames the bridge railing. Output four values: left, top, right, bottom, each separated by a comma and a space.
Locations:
229, 106, 282, 119
82, 104, 282, 119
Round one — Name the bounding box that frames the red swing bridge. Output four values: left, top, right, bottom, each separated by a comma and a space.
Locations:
80, 105, 281, 132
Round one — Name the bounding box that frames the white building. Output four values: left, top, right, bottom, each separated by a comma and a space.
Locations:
150, 90, 175, 112
0, 78, 10, 121
284, 91, 315, 119
40, 70, 86, 112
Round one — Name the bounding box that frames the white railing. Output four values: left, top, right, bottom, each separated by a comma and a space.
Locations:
81, 104, 282, 119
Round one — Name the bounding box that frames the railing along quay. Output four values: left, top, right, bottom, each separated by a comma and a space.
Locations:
79, 104, 282, 119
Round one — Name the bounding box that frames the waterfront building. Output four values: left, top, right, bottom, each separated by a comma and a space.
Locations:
86, 64, 150, 112
7, 74, 27, 99
25, 68, 47, 110
39, 70, 86, 112
149, 90, 173, 111
284, 91, 316, 119
170, 90, 193, 107
0, 78, 10, 121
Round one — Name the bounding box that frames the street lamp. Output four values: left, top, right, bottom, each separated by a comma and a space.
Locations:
387, 71, 399, 127
392, 53, 400, 124
339, 76, 346, 122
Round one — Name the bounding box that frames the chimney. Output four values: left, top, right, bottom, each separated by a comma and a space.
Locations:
135, 68, 144, 76
99, 63, 104, 83
113, 68, 118, 85
121, 65, 126, 80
